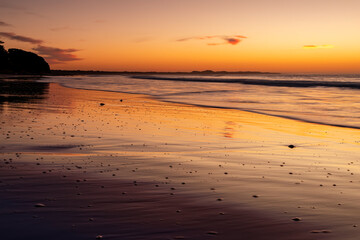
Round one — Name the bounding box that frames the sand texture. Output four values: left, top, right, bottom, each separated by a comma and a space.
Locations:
1, 80, 360, 239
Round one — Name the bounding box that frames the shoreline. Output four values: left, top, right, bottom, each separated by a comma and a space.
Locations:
1, 82, 360, 239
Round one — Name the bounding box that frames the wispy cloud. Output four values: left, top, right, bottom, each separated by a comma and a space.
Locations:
33, 45, 82, 64
303, 45, 334, 49
177, 35, 247, 46
0, 32, 43, 44
0, 21, 12, 27
0, 29, 82, 64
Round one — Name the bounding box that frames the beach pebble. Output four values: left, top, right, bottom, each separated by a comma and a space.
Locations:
34, 203, 46, 208
288, 145, 295, 149
216, 198, 223, 201
99, 103, 105, 106
292, 217, 301, 221
252, 195, 259, 198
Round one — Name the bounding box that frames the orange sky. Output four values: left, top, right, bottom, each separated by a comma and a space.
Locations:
1, 0, 360, 73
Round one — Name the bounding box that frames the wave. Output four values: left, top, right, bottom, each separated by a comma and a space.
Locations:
158, 99, 360, 130
132, 75, 360, 89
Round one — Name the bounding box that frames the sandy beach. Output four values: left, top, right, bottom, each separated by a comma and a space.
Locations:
1, 79, 360, 239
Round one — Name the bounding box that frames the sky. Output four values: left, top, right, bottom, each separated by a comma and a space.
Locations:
0, 0, 360, 73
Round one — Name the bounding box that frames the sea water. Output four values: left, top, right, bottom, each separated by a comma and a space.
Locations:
41, 73, 360, 129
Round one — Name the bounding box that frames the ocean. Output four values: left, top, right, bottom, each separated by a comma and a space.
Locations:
40, 73, 360, 129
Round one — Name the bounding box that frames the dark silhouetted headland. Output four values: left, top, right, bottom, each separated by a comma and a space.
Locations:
0, 43, 50, 74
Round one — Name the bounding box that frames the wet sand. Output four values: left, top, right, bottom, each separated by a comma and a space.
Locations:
1, 81, 360, 239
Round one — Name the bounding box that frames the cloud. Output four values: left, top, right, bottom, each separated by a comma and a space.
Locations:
0, 21, 12, 27
0, 32, 43, 44
33, 45, 82, 64
177, 35, 247, 46
224, 37, 241, 45
0, 29, 81, 65
303, 45, 334, 49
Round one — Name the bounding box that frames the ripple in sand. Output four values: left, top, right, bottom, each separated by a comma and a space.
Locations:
310, 230, 332, 233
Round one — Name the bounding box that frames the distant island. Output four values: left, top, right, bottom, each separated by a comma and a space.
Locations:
0, 42, 50, 74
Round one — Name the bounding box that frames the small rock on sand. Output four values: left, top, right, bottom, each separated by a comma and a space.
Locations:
34, 203, 46, 208
288, 145, 295, 149
292, 217, 301, 221
207, 231, 218, 235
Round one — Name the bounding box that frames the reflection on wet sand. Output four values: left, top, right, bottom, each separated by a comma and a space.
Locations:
0, 76, 49, 112
1, 82, 360, 239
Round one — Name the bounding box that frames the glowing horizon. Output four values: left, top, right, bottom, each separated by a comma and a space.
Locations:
1, 0, 360, 74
